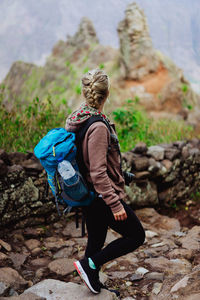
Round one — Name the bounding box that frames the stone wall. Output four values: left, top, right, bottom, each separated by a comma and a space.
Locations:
122, 138, 200, 208
0, 150, 57, 229
0, 138, 200, 228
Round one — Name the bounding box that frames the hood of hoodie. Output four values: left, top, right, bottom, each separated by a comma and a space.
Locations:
65, 102, 110, 132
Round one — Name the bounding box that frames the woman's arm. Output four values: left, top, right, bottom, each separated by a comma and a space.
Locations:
87, 122, 124, 214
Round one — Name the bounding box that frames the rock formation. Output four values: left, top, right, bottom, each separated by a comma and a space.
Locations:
1, 2, 200, 128
117, 2, 159, 80
67, 17, 99, 48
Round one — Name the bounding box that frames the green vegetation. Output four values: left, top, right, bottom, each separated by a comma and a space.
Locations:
0, 87, 70, 152
99, 63, 105, 69
75, 84, 82, 95
0, 80, 197, 154
112, 100, 194, 152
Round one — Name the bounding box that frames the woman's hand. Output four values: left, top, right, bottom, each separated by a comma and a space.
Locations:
113, 208, 127, 221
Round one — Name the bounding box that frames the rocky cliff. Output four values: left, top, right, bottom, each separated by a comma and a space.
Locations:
1, 0, 200, 85
117, 3, 159, 80
2, 3, 200, 131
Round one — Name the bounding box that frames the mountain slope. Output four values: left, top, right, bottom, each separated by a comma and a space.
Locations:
0, 0, 200, 85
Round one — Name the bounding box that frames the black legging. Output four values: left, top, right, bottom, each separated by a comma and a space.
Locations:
82, 196, 145, 268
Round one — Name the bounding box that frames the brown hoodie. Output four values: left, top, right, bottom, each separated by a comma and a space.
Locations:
65, 103, 125, 213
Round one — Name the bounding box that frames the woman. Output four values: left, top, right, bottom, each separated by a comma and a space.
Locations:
65, 69, 145, 294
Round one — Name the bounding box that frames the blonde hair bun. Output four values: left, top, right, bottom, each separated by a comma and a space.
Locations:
82, 69, 109, 109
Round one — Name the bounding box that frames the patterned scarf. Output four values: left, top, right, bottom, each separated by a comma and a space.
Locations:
68, 102, 111, 124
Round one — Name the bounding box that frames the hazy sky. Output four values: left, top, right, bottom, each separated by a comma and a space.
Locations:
0, 0, 200, 84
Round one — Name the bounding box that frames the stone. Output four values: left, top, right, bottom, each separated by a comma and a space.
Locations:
151, 242, 166, 248
145, 231, 158, 239
161, 159, 173, 171
130, 273, 143, 281
53, 222, 63, 229
43, 237, 67, 251
0, 267, 27, 290
125, 281, 132, 287
62, 221, 82, 238
53, 247, 73, 259
0, 281, 9, 296
135, 267, 149, 276
134, 171, 150, 179
105, 230, 120, 244
35, 268, 47, 280
125, 181, 158, 207
31, 248, 42, 256
122, 151, 137, 172
180, 226, 200, 251
0, 160, 8, 176
152, 282, 162, 295
173, 141, 187, 149
132, 142, 148, 154
145, 257, 191, 275
145, 272, 164, 281
0, 240, 11, 252
147, 146, 165, 161
23, 279, 118, 300
105, 261, 117, 269
167, 249, 193, 261
9, 253, 28, 269
0, 252, 8, 264
0, 149, 11, 165
164, 148, 180, 160
122, 152, 136, 171
23, 228, 43, 239
25, 240, 40, 251
108, 271, 132, 279
149, 265, 200, 300
189, 148, 200, 156
48, 258, 74, 276
135, 208, 180, 234
182, 146, 190, 159
0, 292, 46, 299
31, 258, 50, 267
99, 271, 108, 285
132, 157, 149, 171
170, 275, 189, 292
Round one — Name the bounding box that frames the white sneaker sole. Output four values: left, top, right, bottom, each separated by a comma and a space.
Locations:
73, 261, 99, 294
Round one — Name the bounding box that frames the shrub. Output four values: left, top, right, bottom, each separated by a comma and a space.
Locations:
112, 100, 194, 152
0, 94, 69, 153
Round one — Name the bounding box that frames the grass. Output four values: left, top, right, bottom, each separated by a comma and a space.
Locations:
0, 85, 197, 154
112, 100, 195, 152
0, 89, 70, 152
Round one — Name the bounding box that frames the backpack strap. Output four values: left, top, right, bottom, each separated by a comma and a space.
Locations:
75, 115, 112, 184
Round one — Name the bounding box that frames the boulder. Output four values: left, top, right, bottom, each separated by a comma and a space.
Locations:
23, 279, 118, 300
0, 267, 27, 291
125, 181, 158, 207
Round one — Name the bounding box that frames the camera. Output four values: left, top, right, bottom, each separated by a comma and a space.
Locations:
123, 171, 135, 186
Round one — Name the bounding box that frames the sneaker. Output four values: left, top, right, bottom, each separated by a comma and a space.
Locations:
73, 258, 101, 294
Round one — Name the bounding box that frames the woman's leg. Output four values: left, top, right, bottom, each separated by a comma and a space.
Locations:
90, 199, 145, 268
83, 197, 109, 259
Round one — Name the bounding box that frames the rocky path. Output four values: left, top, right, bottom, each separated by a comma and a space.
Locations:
0, 207, 200, 300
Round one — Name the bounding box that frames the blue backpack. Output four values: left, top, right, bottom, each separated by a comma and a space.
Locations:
34, 116, 112, 234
